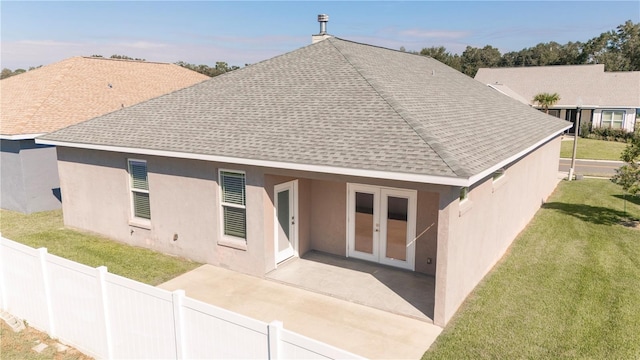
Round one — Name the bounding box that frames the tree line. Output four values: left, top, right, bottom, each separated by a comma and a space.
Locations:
2, 20, 637, 80
413, 20, 639, 77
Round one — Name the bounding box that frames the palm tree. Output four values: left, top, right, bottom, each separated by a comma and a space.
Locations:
533, 92, 561, 113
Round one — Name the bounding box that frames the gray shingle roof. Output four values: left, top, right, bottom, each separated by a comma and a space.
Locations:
475, 64, 640, 108
41, 37, 570, 180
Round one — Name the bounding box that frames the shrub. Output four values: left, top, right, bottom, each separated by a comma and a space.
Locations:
588, 127, 635, 142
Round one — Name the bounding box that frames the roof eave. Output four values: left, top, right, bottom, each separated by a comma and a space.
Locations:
35, 138, 471, 187
0, 133, 46, 140
467, 125, 571, 185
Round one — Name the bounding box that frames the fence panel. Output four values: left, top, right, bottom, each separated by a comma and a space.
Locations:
105, 272, 177, 359
0, 239, 49, 332
46, 254, 107, 358
181, 296, 269, 359
280, 328, 366, 360
0, 237, 366, 360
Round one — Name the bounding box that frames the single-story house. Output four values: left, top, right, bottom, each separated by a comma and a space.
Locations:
0, 57, 209, 213
475, 64, 640, 134
38, 33, 570, 326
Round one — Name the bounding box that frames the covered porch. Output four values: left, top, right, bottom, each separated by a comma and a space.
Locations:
266, 250, 435, 323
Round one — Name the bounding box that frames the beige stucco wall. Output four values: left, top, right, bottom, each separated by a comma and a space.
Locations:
58, 147, 442, 278
433, 136, 562, 326
58, 148, 271, 276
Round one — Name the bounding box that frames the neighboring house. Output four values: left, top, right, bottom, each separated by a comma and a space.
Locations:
38, 36, 570, 327
475, 64, 640, 133
0, 57, 209, 213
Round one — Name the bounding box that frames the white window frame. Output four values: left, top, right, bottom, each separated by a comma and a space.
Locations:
459, 186, 469, 202
218, 169, 247, 245
601, 110, 625, 129
128, 159, 151, 224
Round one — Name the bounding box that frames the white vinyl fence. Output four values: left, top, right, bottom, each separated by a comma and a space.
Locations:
0, 236, 364, 359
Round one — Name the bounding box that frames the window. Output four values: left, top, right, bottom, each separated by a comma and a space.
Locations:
459, 187, 469, 202
128, 160, 150, 220
548, 109, 561, 118
219, 170, 246, 240
601, 110, 624, 129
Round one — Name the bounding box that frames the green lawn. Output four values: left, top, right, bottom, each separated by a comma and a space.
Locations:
560, 138, 628, 160
0, 210, 201, 285
423, 179, 640, 359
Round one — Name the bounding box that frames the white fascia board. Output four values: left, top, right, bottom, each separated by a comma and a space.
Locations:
467, 126, 571, 185
35, 138, 472, 187
0, 133, 45, 140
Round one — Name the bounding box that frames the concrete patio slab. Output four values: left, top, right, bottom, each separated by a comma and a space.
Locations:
159, 264, 442, 359
267, 251, 435, 322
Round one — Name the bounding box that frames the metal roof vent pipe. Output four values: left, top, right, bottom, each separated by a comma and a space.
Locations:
318, 14, 329, 34
312, 14, 332, 44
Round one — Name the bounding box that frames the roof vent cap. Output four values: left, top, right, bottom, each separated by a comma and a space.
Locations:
318, 14, 329, 35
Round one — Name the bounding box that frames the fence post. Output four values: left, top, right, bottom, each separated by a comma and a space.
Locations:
96, 266, 112, 359
268, 321, 283, 360
38, 247, 55, 338
172, 290, 186, 359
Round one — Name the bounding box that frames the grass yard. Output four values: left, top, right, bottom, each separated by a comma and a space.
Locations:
0, 210, 201, 285
559, 137, 628, 160
423, 179, 640, 359
0, 320, 91, 360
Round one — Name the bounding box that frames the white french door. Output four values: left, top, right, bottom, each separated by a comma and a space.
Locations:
347, 184, 416, 270
274, 180, 298, 264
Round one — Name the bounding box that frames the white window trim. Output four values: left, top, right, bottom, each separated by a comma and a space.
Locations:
601, 110, 625, 129
218, 169, 248, 249
128, 159, 151, 228
459, 186, 473, 217
492, 168, 508, 193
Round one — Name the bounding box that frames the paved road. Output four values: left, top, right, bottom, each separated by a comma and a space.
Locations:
559, 158, 623, 177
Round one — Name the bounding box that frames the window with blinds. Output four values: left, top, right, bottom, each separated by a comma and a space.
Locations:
219, 170, 246, 239
128, 160, 150, 220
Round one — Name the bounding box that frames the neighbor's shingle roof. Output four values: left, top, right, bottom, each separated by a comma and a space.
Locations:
41, 38, 569, 179
475, 64, 640, 108
1, 57, 209, 136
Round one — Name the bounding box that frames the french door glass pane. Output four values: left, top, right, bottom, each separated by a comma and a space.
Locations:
386, 196, 408, 261
354, 192, 374, 254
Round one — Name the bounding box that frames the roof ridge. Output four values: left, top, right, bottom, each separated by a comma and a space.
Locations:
328, 38, 465, 177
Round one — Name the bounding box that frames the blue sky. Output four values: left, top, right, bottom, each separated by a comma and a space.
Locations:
1, 1, 638, 70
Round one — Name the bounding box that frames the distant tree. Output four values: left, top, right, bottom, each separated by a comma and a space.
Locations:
532, 92, 561, 113
110, 54, 146, 61
175, 61, 240, 77
460, 45, 501, 77
419, 46, 462, 71
611, 131, 640, 195
1, 68, 13, 79
583, 20, 640, 71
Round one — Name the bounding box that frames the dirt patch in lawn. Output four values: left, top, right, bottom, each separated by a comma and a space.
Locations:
0, 318, 92, 360
620, 219, 640, 230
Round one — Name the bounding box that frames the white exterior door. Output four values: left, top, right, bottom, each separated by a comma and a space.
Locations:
274, 180, 298, 264
347, 184, 416, 270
